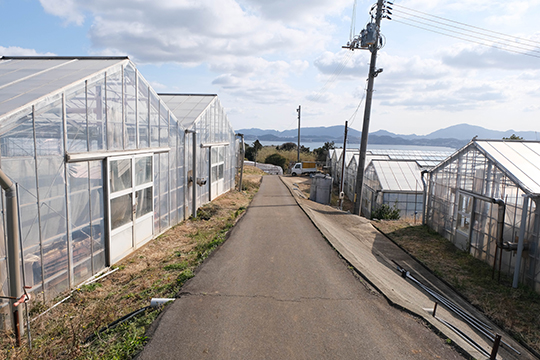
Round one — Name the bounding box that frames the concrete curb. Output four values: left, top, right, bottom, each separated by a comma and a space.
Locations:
279, 175, 536, 360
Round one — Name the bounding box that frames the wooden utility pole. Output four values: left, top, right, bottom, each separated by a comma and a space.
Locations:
297, 105, 301, 162
353, 0, 385, 215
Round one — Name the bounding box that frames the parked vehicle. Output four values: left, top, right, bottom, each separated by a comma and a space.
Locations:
291, 161, 318, 176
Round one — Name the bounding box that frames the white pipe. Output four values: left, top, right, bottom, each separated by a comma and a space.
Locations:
150, 298, 175, 308
513, 195, 530, 288
0, 169, 23, 340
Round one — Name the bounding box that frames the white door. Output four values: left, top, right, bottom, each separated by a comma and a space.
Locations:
108, 154, 154, 264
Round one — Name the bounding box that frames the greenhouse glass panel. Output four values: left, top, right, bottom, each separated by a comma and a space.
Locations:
110, 158, 132, 193
138, 79, 149, 148
111, 194, 132, 230
35, 100, 63, 156
106, 71, 123, 150
66, 85, 88, 152
40, 196, 67, 241
124, 63, 137, 149
154, 154, 160, 232
71, 225, 91, 265
136, 187, 153, 218
160, 104, 168, 147
87, 77, 107, 151
135, 156, 152, 186
160, 153, 169, 230
150, 93, 159, 148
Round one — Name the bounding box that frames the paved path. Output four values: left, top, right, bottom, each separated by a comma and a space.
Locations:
138, 176, 461, 359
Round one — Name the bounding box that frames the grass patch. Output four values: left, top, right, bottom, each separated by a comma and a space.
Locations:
373, 219, 540, 354
1, 175, 262, 360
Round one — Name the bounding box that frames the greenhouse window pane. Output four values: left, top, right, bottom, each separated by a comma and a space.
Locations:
111, 194, 132, 230
136, 187, 153, 218
135, 156, 152, 186
138, 77, 149, 149
109, 158, 132, 193
66, 86, 88, 152
150, 93, 159, 148
106, 71, 123, 150
0, 111, 34, 157
71, 225, 92, 264
88, 78, 107, 151
124, 63, 137, 149
35, 99, 63, 156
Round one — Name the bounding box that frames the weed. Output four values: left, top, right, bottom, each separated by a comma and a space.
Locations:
80, 283, 103, 293
164, 261, 189, 271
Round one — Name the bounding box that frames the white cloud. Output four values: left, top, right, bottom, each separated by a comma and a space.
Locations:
39, 0, 85, 25
0, 46, 55, 56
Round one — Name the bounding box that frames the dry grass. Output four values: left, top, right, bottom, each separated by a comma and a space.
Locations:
373, 219, 540, 355
255, 147, 315, 168
0, 167, 264, 360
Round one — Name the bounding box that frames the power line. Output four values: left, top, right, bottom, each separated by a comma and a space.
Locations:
391, 13, 540, 56
392, 8, 540, 54
392, 3, 540, 47
348, 82, 367, 128
391, 18, 540, 60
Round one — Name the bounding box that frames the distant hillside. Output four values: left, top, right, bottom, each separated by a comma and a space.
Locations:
237, 123, 538, 149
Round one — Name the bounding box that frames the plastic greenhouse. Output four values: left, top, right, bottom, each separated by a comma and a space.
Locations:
361, 160, 424, 219
425, 140, 540, 292
0, 56, 238, 330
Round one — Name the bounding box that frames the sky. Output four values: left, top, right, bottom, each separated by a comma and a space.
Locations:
1, 0, 540, 135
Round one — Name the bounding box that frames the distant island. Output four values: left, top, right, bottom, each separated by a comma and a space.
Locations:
236, 123, 539, 149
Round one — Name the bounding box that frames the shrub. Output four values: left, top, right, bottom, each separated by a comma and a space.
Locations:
264, 153, 287, 170
372, 203, 401, 220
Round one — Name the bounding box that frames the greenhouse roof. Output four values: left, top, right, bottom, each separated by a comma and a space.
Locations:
366, 149, 453, 168
371, 160, 423, 192
160, 94, 216, 129
0, 56, 129, 119
475, 140, 540, 194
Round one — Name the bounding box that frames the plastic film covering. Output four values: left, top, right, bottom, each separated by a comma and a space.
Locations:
427, 141, 540, 291
0, 58, 238, 308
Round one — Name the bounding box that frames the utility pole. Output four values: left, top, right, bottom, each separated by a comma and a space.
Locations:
235, 133, 245, 192
297, 105, 301, 162
352, 0, 386, 216
339, 121, 348, 210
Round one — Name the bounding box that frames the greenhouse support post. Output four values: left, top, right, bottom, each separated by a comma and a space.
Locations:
0, 169, 23, 342
513, 195, 530, 288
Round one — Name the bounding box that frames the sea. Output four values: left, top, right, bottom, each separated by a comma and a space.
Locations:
257, 141, 456, 152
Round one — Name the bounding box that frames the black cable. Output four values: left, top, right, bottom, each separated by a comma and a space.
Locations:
84, 306, 151, 343
391, 12, 540, 56
391, 18, 540, 60
392, 3, 540, 47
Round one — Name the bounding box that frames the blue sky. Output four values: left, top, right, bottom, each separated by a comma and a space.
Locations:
1, 0, 540, 135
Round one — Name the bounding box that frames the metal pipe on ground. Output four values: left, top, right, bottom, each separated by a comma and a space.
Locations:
0, 169, 23, 345
392, 260, 521, 355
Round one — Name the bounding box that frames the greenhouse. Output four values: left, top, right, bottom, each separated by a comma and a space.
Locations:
361, 160, 424, 219
425, 140, 540, 292
340, 149, 453, 215
0, 56, 238, 329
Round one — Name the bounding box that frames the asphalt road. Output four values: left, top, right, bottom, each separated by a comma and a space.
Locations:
138, 176, 462, 359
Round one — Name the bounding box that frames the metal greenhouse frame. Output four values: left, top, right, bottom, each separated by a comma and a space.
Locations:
0, 57, 238, 331
425, 140, 540, 292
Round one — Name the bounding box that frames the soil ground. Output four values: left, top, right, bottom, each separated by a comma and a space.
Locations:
0, 166, 264, 360
373, 219, 540, 357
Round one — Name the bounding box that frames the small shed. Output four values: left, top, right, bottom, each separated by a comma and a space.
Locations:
425, 140, 540, 292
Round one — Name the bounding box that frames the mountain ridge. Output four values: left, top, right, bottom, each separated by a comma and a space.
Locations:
237, 123, 538, 149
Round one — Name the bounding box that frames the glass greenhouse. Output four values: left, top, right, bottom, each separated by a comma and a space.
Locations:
0, 56, 238, 329
426, 140, 540, 292
337, 149, 452, 217
361, 160, 424, 219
